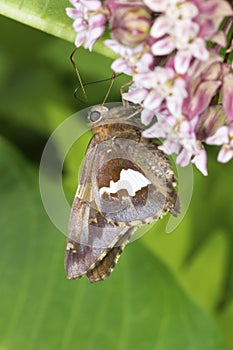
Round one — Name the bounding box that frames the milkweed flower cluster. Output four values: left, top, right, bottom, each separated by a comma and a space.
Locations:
66, 0, 233, 175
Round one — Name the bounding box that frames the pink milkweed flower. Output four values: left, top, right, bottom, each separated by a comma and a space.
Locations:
148, 0, 210, 73
124, 67, 187, 118
143, 0, 186, 13
206, 125, 233, 163
149, 0, 198, 39
182, 54, 223, 119
66, 0, 107, 51
66, 0, 233, 176
196, 105, 227, 140
142, 113, 208, 175
104, 40, 154, 75
193, 0, 233, 41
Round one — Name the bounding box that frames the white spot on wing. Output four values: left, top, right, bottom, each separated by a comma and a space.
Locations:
99, 169, 151, 197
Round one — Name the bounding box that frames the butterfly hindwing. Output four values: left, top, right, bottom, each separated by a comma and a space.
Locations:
65, 138, 132, 279
86, 227, 136, 282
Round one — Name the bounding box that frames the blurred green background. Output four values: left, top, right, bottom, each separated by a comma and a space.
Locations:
0, 12, 233, 350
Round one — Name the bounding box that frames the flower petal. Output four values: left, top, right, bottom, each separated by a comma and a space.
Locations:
82, 0, 102, 11
174, 50, 192, 74
134, 72, 156, 89
150, 15, 170, 38
191, 38, 209, 61
206, 126, 229, 145
184, 80, 221, 118
144, 91, 163, 111
218, 145, 233, 163
104, 39, 124, 54
159, 139, 181, 155
211, 30, 227, 47
179, 2, 199, 19
123, 88, 148, 104
196, 105, 226, 140
75, 31, 86, 47
73, 17, 86, 31
138, 53, 154, 72
89, 13, 106, 27
192, 148, 208, 176
152, 37, 175, 56
166, 97, 183, 117
111, 58, 132, 75
66, 7, 82, 19
176, 148, 191, 166
141, 109, 155, 126
143, 0, 167, 12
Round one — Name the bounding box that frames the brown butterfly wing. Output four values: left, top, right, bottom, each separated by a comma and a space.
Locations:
65, 200, 130, 279
92, 137, 177, 225
65, 137, 131, 280
86, 227, 136, 282
65, 123, 178, 281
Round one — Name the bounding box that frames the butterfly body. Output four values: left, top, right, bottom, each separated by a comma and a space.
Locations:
65, 104, 178, 282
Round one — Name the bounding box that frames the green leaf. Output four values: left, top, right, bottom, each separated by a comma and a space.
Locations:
141, 158, 233, 347
218, 300, 233, 350
187, 156, 233, 310
0, 0, 115, 58
0, 17, 128, 143
0, 137, 225, 350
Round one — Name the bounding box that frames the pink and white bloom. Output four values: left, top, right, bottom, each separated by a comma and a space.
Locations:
194, 0, 233, 41
104, 40, 154, 75
128, 67, 187, 117
206, 125, 233, 163
144, 0, 186, 13
143, 114, 208, 175
66, 0, 107, 51
66, 0, 233, 175
196, 105, 227, 140
182, 55, 222, 119
149, 0, 198, 38
150, 2, 210, 73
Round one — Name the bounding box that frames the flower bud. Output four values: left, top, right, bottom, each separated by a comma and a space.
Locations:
222, 73, 233, 124
196, 105, 226, 140
109, 6, 151, 47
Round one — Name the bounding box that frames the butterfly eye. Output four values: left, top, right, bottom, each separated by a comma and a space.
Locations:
90, 110, 101, 122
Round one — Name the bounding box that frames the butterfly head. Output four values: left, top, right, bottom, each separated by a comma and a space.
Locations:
88, 105, 108, 126
88, 104, 142, 130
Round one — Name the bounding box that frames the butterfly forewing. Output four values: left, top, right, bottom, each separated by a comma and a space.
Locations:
92, 137, 177, 224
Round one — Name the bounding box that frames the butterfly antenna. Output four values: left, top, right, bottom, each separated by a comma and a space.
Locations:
101, 72, 116, 105
120, 80, 133, 107
70, 48, 88, 103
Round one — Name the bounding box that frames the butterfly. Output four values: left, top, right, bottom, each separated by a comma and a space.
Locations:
65, 103, 178, 282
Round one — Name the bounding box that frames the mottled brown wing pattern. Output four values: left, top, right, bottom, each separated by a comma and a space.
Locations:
65, 196, 130, 280
65, 135, 134, 280
86, 227, 136, 282
92, 137, 177, 225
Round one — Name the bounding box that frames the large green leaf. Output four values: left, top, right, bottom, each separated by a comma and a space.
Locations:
0, 17, 128, 141
0, 0, 114, 58
0, 138, 225, 350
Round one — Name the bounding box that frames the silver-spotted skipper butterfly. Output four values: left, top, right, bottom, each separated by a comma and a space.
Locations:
65, 103, 178, 282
